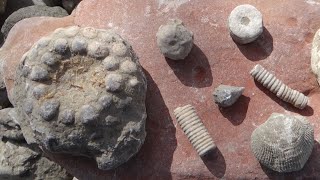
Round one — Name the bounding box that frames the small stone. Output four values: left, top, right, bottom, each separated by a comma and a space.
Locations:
88, 41, 109, 59
156, 19, 194, 60
213, 85, 245, 107
112, 42, 128, 57
41, 52, 58, 66
40, 99, 60, 121
60, 109, 75, 125
71, 37, 88, 54
32, 84, 47, 100
98, 94, 113, 109
228, 4, 263, 44
103, 56, 120, 71
128, 78, 139, 87
80, 105, 99, 125
54, 38, 69, 54
81, 27, 98, 39
120, 60, 137, 74
105, 73, 123, 92
30, 66, 49, 81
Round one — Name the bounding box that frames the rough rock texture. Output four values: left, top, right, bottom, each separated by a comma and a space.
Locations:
156, 19, 193, 60
0, 140, 72, 180
1, 5, 68, 39
0, 108, 24, 141
311, 28, 320, 84
213, 85, 245, 107
228, 4, 263, 44
2, 0, 320, 179
12, 26, 147, 170
251, 113, 314, 172
0, 0, 6, 14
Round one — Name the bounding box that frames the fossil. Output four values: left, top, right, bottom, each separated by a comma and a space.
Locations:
251, 113, 314, 173
156, 19, 194, 60
11, 26, 147, 170
250, 64, 308, 109
228, 4, 263, 44
213, 85, 245, 107
174, 104, 216, 157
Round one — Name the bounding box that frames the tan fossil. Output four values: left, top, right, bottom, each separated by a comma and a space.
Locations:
250, 64, 308, 109
174, 104, 216, 157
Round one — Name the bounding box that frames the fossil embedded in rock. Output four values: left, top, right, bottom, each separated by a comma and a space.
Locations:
250, 64, 308, 109
228, 4, 263, 44
156, 19, 194, 60
12, 26, 147, 170
251, 113, 314, 173
174, 104, 216, 157
213, 85, 245, 107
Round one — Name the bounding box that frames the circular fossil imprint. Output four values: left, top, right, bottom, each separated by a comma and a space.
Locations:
228, 4, 263, 44
251, 113, 314, 173
12, 26, 147, 170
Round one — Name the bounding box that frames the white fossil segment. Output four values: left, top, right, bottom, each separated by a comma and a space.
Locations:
250, 64, 308, 109
228, 4, 263, 44
174, 104, 216, 157
251, 113, 314, 173
156, 19, 194, 60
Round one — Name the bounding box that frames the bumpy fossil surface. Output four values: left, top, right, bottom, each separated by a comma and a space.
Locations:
0, 140, 72, 180
12, 26, 147, 170
174, 104, 216, 157
251, 113, 314, 173
213, 85, 244, 107
228, 4, 263, 44
156, 19, 194, 60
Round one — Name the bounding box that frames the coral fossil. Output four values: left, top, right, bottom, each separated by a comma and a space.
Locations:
250, 64, 308, 109
174, 104, 216, 157
12, 26, 147, 170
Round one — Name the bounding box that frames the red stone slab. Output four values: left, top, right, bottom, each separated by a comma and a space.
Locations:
2, 0, 320, 179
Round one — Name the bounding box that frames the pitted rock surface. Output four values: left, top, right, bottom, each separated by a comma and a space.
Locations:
12, 26, 147, 170
0, 140, 72, 180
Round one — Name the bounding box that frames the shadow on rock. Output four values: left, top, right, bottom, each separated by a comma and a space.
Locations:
201, 148, 226, 178
219, 95, 250, 126
255, 81, 314, 116
261, 141, 320, 179
166, 44, 213, 88
46, 69, 178, 180
236, 27, 273, 61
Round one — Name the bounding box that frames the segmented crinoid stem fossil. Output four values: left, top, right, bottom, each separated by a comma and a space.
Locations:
250, 64, 308, 109
251, 113, 314, 173
174, 105, 216, 157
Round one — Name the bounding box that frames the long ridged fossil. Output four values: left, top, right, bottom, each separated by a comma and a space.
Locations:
250, 64, 308, 109
174, 104, 216, 157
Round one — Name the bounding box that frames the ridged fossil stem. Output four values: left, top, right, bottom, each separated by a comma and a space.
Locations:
174, 104, 216, 157
250, 64, 308, 109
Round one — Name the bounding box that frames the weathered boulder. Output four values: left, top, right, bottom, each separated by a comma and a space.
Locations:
1, 5, 68, 39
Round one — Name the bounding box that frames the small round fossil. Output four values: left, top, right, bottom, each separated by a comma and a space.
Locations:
59, 109, 75, 125
29, 66, 49, 81
251, 113, 314, 173
228, 4, 263, 44
53, 38, 69, 54
40, 99, 60, 121
71, 37, 88, 54
41, 52, 58, 66
156, 19, 194, 60
105, 73, 124, 92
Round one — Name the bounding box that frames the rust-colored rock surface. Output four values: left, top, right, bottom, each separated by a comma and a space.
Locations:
2, 0, 320, 179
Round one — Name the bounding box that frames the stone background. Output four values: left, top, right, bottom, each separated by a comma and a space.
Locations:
2, 0, 320, 179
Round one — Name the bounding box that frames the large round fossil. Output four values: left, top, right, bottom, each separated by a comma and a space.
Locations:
12, 26, 147, 170
251, 113, 314, 173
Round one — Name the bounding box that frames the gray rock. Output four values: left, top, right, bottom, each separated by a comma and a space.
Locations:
251, 113, 314, 173
62, 0, 81, 13
213, 85, 244, 107
1, 5, 68, 39
0, 60, 10, 109
0, 108, 24, 141
228, 4, 263, 44
156, 19, 194, 60
0, 140, 72, 180
12, 26, 147, 170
